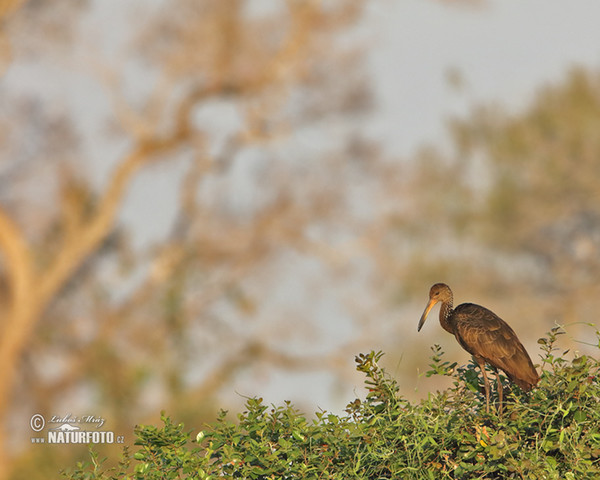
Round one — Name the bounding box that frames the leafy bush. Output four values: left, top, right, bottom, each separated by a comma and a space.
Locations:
64, 326, 600, 479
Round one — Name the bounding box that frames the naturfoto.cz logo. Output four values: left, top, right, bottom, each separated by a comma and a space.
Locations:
30, 413, 124, 445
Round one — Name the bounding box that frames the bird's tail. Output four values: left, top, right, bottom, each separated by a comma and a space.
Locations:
510, 370, 540, 391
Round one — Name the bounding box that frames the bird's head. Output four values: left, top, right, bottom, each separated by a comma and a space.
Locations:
417, 283, 452, 332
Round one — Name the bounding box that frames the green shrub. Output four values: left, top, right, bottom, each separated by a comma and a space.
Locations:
63, 325, 600, 479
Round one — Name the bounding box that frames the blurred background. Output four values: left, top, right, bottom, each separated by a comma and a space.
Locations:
1, 0, 600, 478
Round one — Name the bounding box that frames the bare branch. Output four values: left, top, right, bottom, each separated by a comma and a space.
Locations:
0, 209, 33, 311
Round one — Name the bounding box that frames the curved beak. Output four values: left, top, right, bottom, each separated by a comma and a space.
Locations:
418, 298, 438, 332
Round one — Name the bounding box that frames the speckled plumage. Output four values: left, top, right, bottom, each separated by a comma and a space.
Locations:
418, 283, 539, 414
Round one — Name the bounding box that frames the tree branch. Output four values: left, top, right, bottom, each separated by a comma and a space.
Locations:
0, 209, 34, 312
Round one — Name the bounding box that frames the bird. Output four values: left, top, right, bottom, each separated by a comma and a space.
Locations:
417, 283, 539, 415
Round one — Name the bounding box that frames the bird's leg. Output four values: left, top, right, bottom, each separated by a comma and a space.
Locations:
496, 370, 504, 417
475, 357, 490, 414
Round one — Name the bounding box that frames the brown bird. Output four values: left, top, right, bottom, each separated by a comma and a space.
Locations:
418, 283, 539, 414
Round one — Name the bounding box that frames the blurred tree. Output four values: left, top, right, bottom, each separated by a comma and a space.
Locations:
448, 68, 600, 315
359, 68, 600, 413
3, 1, 600, 479
0, 0, 373, 478
385, 67, 600, 349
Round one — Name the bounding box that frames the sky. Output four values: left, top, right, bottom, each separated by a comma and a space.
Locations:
245, 0, 600, 411
5, 0, 600, 417
105, 0, 600, 259
364, 0, 600, 158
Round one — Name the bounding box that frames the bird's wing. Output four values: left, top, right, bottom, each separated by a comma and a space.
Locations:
452, 303, 539, 389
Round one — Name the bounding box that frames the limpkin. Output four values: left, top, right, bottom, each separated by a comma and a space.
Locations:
418, 283, 539, 414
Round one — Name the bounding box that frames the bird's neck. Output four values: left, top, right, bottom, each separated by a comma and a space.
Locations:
439, 299, 454, 334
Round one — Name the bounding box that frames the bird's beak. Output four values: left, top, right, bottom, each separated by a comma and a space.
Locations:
418, 298, 438, 332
